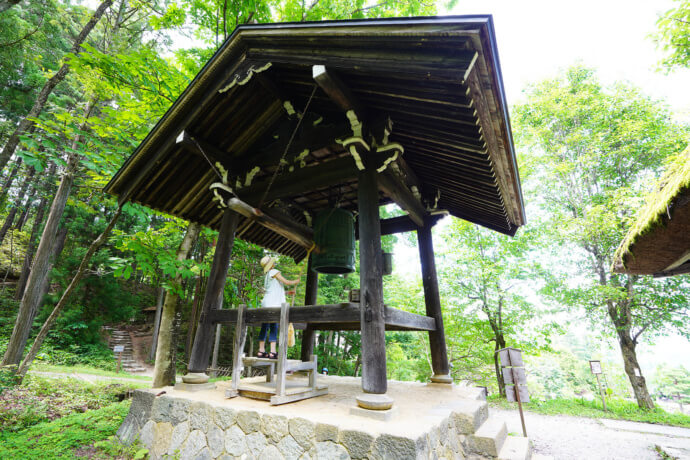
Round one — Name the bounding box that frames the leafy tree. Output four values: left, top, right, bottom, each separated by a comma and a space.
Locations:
514, 65, 690, 409
654, 0, 690, 70
438, 219, 555, 395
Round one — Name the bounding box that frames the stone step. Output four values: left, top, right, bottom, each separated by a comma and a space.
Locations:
498, 436, 531, 460
469, 417, 508, 457
450, 400, 489, 434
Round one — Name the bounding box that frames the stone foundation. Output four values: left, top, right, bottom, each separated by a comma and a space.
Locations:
117, 376, 522, 459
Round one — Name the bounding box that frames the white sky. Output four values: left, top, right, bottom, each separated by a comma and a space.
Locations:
447, 0, 690, 120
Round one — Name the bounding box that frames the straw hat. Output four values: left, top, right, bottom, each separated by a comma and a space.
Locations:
260, 255, 275, 273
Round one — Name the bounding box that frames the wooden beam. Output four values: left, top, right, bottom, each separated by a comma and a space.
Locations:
185, 209, 240, 380
231, 121, 352, 176
358, 164, 387, 395
226, 197, 315, 250
208, 303, 436, 331
300, 256, 319, 362
378, 168, 426, 227
313, 65, 364, 117
355, 213, 446, 239
417, 218, 451, 381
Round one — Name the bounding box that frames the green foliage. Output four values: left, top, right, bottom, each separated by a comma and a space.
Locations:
653, 365, 690, 403
0, 400, 132, 459
488, 394, 690, 428
654, 0, 690, 70
514, 66, 690, 404
0, 374, 134, 432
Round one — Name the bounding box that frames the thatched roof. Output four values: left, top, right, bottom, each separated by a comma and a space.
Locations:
613, 148, 690, 276
105, 16, 525, 261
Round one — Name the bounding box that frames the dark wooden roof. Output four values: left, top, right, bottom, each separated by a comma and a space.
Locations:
105, 16, 525, 261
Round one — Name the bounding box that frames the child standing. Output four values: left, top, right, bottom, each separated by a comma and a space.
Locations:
258, 255, 300, 359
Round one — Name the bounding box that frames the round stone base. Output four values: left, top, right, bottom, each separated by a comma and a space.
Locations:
182, 372, 209, 384
356, 393, 394, 410
430, 374, 454, 384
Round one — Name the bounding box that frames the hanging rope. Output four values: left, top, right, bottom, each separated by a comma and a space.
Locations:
192, 137, 224, 181
258, 85, 318, 209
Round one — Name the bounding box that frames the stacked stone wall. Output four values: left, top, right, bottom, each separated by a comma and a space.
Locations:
118, 390, 487, 459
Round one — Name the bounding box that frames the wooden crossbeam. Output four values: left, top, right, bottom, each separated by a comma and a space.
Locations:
313, 65, 364, 117
208, 303, 437, 331
378, 169, 426, 226
355, 213, 446, 239
226, 197, 315, 250
231, 121, 352, 177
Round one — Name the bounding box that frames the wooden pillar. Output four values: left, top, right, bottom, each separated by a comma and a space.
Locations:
300, 256, 319, 362
356, 165, 392, 409
184, 209, 240, 383
417, 218, 452, 383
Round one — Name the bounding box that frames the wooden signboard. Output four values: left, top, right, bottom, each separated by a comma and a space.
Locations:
505, 384, 530, 403
113, 345, 125, 353
589, 360, 602, 374
496, 347, 528, 435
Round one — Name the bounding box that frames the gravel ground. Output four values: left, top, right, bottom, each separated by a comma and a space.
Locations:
490, 408, 690, 460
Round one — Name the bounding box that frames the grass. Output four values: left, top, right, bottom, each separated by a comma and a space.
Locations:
0, 401, 144, 459
32, 363, 152, 381
488, 395, 690, 428
0, 373, 147, 432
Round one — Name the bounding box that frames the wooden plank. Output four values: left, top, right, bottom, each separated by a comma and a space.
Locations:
270, 386, 328, 405
226, 197, 315, 250
300, 256, 318, 362
229, 303, 247, 395
385, 307, 436, 331
187, 210, 240, 374
417, 219, 450, 378
275, 302, 290, 398
355, 213, 445, 238
358, 164, 387, 394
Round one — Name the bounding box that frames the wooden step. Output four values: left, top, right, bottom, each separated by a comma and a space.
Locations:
498, 436, 531, 460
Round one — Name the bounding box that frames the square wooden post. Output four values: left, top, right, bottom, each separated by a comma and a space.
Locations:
417, 219, 452, 383
356, 165, 393, 410
300, 256, 319, 362
183, 209, 240, 384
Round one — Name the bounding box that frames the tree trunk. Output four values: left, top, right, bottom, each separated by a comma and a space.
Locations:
0, 0, 113, 174
493, 333, 506, 397
15, 206, 123, 381
148, 287, 165, 361
0, 166, 35, 246
15, 181, 38, 232
153, 222, 201, 388
14, 163, 56, 300
1, 101, 94, 367
0, 158, 22, 205
619, 334, 654, 409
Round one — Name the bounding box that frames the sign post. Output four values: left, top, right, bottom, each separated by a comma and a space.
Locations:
589, 360, 607, 411
497, 347, 528, 437
114, 345, 125, 373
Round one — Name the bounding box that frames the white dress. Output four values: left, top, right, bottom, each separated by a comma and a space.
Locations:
261, 269, 286, 307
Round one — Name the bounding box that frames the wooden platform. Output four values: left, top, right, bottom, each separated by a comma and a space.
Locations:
232, 375, 329, 405
208, 302, 436, 331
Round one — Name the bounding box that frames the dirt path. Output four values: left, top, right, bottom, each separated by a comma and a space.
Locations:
490, 408, 690, 459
